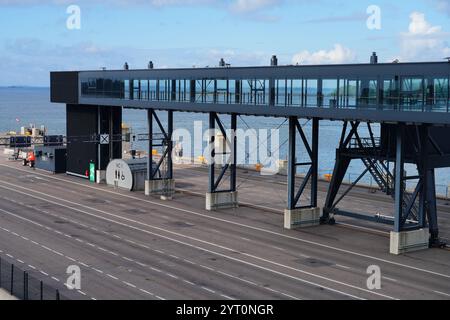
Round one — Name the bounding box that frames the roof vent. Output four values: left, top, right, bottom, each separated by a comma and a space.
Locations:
370, 52, 378, 64
271, 55, 278, 66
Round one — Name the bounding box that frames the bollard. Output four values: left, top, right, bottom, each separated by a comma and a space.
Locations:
40, 281, 43, 300
56, 289, 60, 300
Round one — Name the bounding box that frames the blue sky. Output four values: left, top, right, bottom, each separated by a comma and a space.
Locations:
0, 0, 449, 86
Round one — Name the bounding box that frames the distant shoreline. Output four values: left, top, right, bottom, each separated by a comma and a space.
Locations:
0, 86, 49, 89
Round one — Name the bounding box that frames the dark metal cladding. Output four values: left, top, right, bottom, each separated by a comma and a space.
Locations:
50, 71, 79, 104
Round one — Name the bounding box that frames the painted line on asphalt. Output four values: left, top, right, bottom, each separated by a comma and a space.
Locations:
1, 164, 447, 281
0, 183, 399, 300
0, 183, 383, 300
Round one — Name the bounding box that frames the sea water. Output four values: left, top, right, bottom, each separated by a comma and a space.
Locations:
1, 87, 449, 197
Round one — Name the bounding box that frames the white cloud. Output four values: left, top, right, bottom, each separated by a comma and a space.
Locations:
291, 44, 356, 65
399, 12, 450, 60
230, 0, 281, 13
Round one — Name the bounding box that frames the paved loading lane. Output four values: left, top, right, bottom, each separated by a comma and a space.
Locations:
0, 158, 449, 299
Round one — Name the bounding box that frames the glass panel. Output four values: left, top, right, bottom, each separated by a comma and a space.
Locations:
428, 78, 449, 111
149, 80, 157, 100
290, 79, 302, 106
359, 79, 377, 107
140, 80, 148, 100
400, 77, 424, 110
322, 79, 338, 108
305, 79, 318, 107
382, 78, 398, 110
216, 79, 228, 104
124, 80, 130, 100
276, 79, 287, 106
338, 79, 357, 108
133, 80, 139, 100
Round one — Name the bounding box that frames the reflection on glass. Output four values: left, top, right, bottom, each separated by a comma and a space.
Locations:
359, 79, 377, 107
305, 79, 318, 107
400, 77, 424, 110
322, 79, 338, 107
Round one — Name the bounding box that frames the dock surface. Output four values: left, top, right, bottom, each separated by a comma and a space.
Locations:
0, 152, 449, 300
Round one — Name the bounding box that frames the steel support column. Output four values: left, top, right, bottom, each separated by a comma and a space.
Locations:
146, 109, 173, 181
208, 112, 237, 193
287, 117, 319, 210
394, 124, 405, 232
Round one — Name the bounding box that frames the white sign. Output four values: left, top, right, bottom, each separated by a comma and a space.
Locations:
100, 134, 110, 145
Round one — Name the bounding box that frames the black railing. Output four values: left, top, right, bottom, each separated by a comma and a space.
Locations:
0, 257, 69, 300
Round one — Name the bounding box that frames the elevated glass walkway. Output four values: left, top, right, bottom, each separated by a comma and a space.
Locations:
52, 61, 450, 124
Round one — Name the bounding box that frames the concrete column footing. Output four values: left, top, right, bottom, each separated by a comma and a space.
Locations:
145, 179, 176, 196
390, 228, 429, 255
284, 207, 321, 229
206, 192, 238, 211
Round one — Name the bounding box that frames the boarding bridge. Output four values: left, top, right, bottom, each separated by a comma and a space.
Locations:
50, 57, 450, 254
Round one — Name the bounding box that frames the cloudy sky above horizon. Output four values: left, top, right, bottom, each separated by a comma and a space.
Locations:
0, 0, 449, 86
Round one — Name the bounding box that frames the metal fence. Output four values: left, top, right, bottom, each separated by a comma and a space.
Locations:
0, 257, 69, 300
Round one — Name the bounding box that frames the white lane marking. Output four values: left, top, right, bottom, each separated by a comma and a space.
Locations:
382, 276, 398, 283
77, 290, 87, 296
336, 264, 352, 270
0, 195, 370, 300
337, 222, 390, 236
434, 290, 450, 297
201, 287, 216, 294
0, 208, 330, 301
2, 166, 445, 280
183, 280, 195, 286
221, 294, 234, 300
0, 209, 229, 300
123, 281, 137, 288
0, 221, 161, 299
122, 257, 133, 262
93, 268, 104, 274
28, 265, 36, 270
107, 274, 119, 280
0, 184, 389, 300
139, 288, 154, 296
200, 265, 215, 271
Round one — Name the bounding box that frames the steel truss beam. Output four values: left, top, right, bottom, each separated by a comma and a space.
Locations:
287, 117, 319, 210
146, 109, 173, 181
323, 121, 442, 245
208, 112, 237, 194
